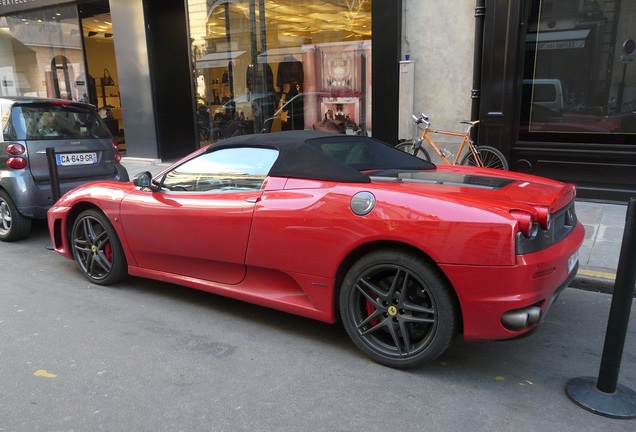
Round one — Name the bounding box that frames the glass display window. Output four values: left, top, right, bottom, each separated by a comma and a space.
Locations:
187, 0, 372, 144
521, 0, 636, 143
0, 6, 86, 101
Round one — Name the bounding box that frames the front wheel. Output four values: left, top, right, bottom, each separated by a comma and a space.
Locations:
395, 141, 432, 162
0, 190, 32, 242
460, 146, 508, 170
71, 209, 128, 285
339, 250, 458, 368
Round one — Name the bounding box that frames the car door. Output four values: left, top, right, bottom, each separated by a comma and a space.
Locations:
120, 147, 279, 285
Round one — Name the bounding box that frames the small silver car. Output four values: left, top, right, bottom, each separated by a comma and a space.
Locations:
0, 97, 128, 241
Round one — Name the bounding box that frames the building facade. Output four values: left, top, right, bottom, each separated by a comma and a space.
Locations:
0, 0, 400, 161
477, 0, 636, 202
1, 0, 634, 202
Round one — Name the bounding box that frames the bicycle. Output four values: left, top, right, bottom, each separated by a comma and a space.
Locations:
396, 113, 508, 170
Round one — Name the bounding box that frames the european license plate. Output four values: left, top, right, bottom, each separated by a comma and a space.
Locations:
567, 250, 579, 274
56, 152, 97, 166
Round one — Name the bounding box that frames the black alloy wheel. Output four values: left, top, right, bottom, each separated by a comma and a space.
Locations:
71, 209, 128, 285
0, 190, 31, 242
340, 250, 458, 368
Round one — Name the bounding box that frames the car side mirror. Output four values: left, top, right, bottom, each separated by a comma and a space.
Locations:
133, 171, 153, 188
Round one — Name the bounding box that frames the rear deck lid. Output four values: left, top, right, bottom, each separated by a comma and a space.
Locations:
369, 166, 576, 211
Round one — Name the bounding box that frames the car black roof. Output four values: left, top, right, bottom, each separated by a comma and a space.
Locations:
210, 130, 435, 183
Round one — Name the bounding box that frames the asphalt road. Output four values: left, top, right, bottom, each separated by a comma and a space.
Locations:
1, 221, 634, 431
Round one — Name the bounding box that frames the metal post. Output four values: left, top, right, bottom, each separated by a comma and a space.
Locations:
45, 147, 61, 202
565, 197, 636, 419
470, 0, 486, 143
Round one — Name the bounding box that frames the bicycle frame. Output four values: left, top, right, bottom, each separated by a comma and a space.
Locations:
417, 121, 483, 167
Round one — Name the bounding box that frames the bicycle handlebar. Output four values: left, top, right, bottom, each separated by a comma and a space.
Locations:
413, 113, 479, 132
412, 113, 430, 126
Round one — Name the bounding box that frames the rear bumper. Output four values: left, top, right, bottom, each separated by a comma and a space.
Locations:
440, 221, 584, 341
2, 163, 128, 219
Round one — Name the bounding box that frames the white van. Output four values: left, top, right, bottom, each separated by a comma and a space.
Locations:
523, 79, 564, 112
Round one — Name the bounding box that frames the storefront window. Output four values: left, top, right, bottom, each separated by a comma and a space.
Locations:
521, 0, 636, 142
187, 0, 371, 144
0, 6, 87, 101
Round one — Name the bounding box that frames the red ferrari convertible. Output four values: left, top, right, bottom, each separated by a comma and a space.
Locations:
48, 131, 584, 368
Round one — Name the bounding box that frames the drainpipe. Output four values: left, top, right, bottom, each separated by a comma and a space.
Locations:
471, 0, 486, 141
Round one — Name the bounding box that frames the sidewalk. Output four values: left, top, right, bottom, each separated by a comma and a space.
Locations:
120, 156, 171, 178
573, 200, 627, 293
119, 157, 628, 292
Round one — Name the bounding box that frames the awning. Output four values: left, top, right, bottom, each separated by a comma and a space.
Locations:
196, 51, 246, 69
526, 29, 590, 50
257, 47, 302, 64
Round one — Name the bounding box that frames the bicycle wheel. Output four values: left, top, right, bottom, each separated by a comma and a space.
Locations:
460, 146, 508, 170
395, 141, 432, 162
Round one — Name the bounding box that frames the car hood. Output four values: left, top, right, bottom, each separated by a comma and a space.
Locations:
367, 165, 576, 212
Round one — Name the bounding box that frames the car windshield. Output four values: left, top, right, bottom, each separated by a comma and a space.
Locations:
10, 104, 111, 140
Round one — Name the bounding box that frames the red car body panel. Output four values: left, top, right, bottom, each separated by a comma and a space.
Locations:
48, 154, 583, 341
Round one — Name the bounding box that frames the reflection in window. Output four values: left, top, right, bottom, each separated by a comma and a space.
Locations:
521, 0, 636, 139
15, 106, 111, 140
187, 0, 372, 145
162, 147, 279, 192
0, 6, 86, 100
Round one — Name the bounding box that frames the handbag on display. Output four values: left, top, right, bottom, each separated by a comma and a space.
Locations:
313, 110, 345, 134
102, 68, 116, 86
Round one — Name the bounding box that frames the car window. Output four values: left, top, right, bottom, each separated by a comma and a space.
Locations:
161, 147, 279, 192
320, 141, 371, 165
2, 107, 15, 140
12, 105, 111, 140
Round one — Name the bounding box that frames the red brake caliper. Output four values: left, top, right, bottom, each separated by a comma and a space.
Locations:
365, 295, 379, 326
104, 242, 112, 261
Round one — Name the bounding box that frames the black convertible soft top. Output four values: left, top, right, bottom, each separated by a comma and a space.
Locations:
211, 130, 435, 183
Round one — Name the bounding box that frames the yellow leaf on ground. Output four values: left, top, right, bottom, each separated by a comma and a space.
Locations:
34, 370, 57, 378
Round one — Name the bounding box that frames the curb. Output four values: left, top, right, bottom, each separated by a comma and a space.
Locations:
120, 156, 164, 165
570, 269, 616, 294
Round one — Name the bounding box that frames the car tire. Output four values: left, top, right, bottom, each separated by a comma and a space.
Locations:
0, 190, 32, 242
460, 146, 509, 170
71, 209, 128, 285
339, 250, 458, 368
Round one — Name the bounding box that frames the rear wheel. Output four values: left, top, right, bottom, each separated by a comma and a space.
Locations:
396, 141, 432, 162
71, 209, 128, 285
0, 190, 32, 242
339, 250, 458, 368
460, 146, 508, 170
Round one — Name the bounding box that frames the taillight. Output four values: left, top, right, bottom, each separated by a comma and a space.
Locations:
6, 157, 27, 169
112, 140, 122, 162
535, 206, 551, 230
51, 100, 74, 106
510, 210, 536, 238
6, 143, 25, 155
